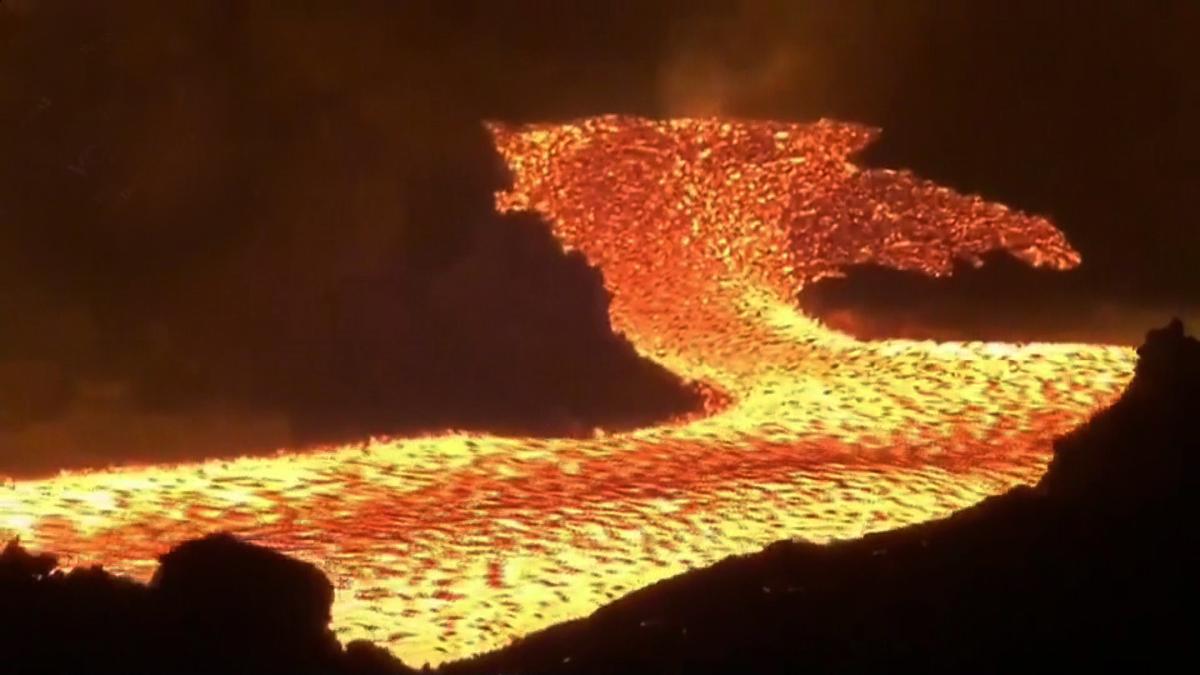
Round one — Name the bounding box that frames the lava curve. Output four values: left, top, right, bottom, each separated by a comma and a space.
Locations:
0, 116, 1135, 665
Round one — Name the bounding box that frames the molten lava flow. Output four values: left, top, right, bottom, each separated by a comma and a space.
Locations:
1, 116, 1135, 664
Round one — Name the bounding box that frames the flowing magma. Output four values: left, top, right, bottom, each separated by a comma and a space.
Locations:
1, 116, 1136, 665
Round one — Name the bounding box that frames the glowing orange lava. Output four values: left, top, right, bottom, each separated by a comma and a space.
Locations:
1, 116, 1135, 665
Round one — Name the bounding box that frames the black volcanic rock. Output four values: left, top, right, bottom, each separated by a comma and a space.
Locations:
1134, 317, 1200, 393
1, 542, 154, 674
1041, 317, 1200, 509
342, 640, 424, 675
0, 538, 56, 580
0, 535, 417, 675
150, 533, 342, 674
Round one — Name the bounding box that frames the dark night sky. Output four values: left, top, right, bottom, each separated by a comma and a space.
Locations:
0, 1, 1196, 474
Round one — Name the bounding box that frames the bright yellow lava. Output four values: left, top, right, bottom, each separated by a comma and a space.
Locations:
1, 116, 1135, 665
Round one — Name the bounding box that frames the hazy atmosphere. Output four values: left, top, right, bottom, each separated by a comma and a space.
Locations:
2, 1, 1195, 474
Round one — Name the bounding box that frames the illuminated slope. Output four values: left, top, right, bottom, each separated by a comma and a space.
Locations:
0, 116, 1135, 665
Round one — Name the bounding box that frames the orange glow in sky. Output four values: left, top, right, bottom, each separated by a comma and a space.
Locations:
1, 116, 1134, 665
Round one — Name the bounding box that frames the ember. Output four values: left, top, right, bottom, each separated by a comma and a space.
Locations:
0, 116, 1134, 664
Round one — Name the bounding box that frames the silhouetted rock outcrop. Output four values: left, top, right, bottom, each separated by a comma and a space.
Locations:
0, 538, 56, 580
342, 640, 424, 675
1, 541, 155, 674
1042, 317, 1200, 508
151, 533, 342, 673
0, 534, 417, 674
1134, 317, 1200, 392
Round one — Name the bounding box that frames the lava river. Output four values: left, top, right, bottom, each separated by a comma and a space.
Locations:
1, 116, 1136, 665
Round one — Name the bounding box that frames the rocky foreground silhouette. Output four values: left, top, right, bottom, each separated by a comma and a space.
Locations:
3, 320, 1197, 674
